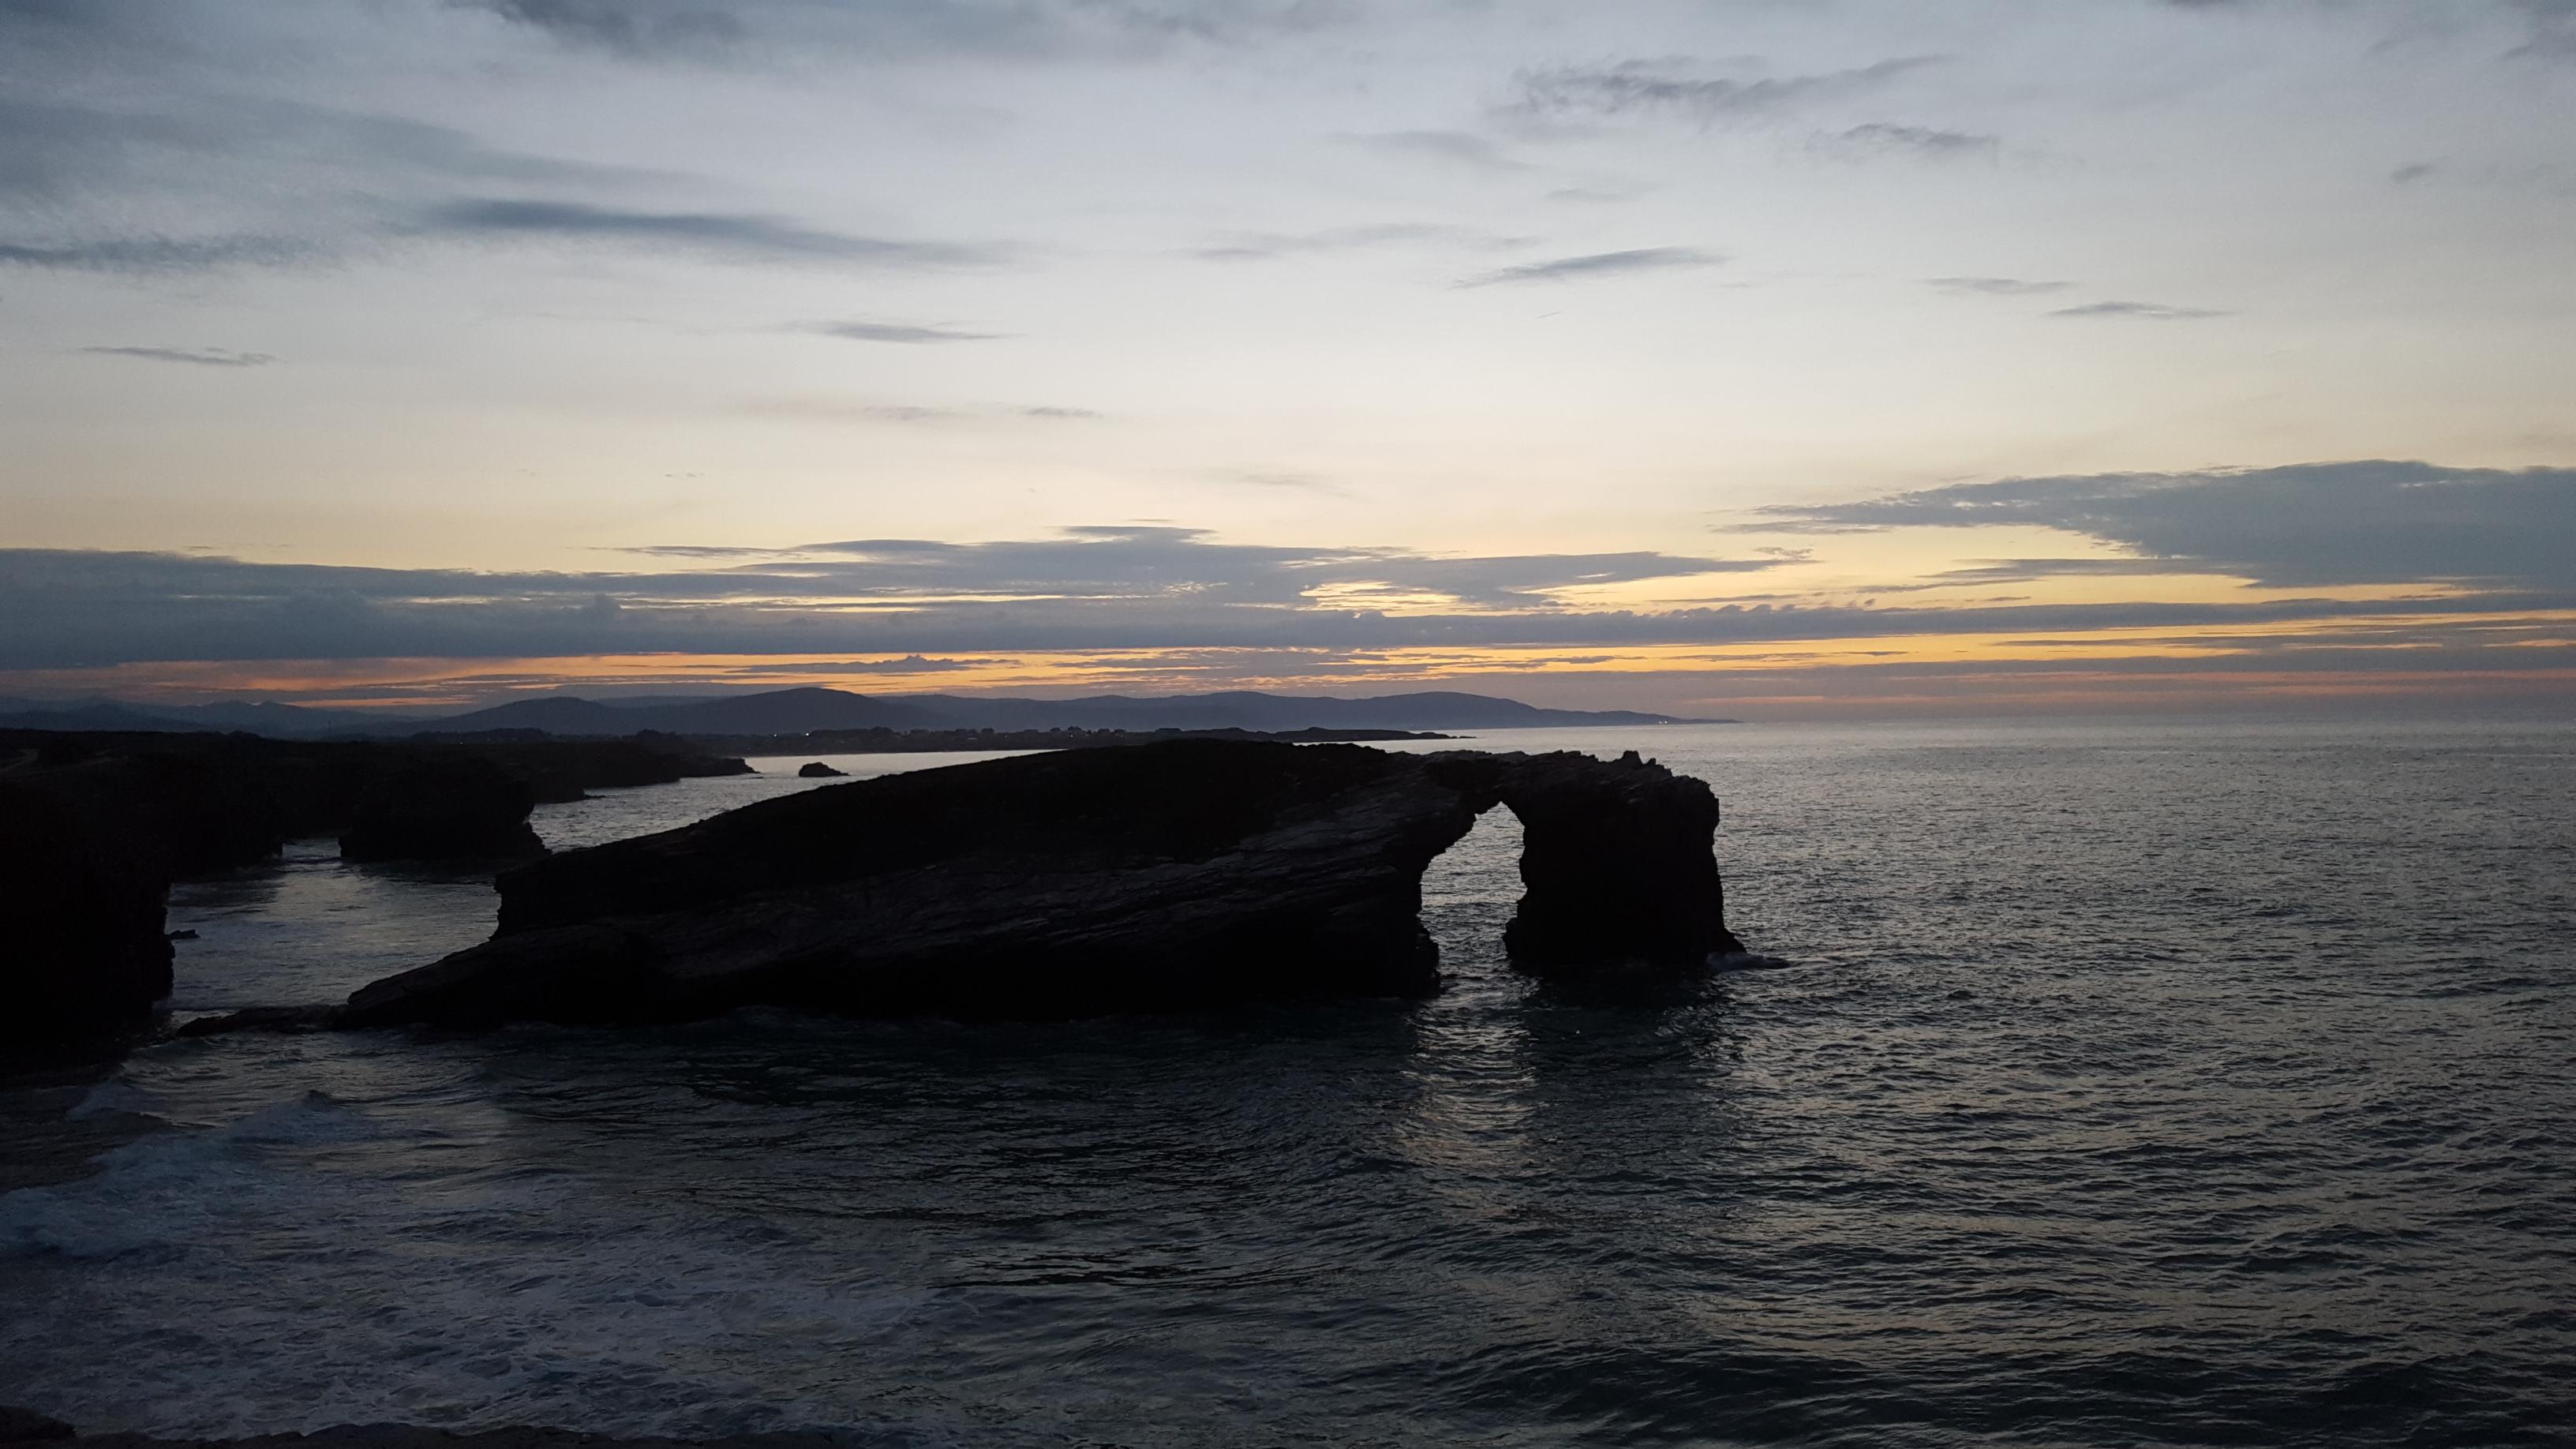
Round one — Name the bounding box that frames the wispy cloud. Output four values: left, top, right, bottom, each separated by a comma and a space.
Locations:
1816, 122, 2000, 159
814, 653, 982, 674
0, 234, 324, 274
746, 399, 1099, 424
799, 320, 1005, 344
1505, 57, 1940, 125
3, 522, 2563, 681
79, 345, 278, 367
2049, 299, 2230, 320
466, 0, 1365, 62
1192, 223, 1524, 261
421, 199, 1002, 268
1928, 276, 2070, 297
1455, 246, 1722, 288
2509, 0, 2576, 58
1335, 130, 1533, 171
1746, 461, 2576, 589
1212, 469, 1346, 496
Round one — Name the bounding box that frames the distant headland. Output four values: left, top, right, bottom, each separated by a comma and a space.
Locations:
0, 687, 1735, 742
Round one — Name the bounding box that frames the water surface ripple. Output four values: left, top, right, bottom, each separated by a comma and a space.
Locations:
3, 721, 2571, 1447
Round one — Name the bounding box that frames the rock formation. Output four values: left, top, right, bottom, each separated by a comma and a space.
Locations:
338, 758, 545, 862
796, 761, 848, 777
1, 730, 754, 1042
316, 740, 1743, 1031
0, 780, 175, 1043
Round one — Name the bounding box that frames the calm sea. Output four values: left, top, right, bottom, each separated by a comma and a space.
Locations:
3, 720, 2571, 1447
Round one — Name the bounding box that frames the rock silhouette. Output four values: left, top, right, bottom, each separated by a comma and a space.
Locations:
326, 740, 1743, 1030
796, 761, 848, 777
0, 731, 752, 1041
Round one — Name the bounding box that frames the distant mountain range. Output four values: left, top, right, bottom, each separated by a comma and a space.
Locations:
0, 687, 1725, 739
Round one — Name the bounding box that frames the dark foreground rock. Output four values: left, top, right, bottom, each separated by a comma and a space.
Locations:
0, 779, 176, 1042
0, 731, 753, 1043
339, 759, 544, 862
286, 740, 1743, 1032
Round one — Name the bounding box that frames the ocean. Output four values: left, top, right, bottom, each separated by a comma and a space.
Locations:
3, 720, 2571, 1447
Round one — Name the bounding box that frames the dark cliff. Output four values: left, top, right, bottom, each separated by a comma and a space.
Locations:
0, 731, 754, 1043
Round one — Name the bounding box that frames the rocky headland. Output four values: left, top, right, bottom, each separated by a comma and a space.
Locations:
0, 731, 753, 1042
190, 739, 1742, 1033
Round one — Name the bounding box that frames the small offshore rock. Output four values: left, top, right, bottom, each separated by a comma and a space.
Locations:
796, 762, 848, 778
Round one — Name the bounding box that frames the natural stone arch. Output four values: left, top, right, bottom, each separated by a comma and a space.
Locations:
192, 739, 1748, 1034
1422, 750, 1740, 975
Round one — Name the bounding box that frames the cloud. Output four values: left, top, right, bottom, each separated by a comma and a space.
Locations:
1747, 461, 2576, 589
1335, 130, 1533, 171
1454, 246, 1723, 287
2049, 300, 2230, 320
1215, 470, 1342, 494
471, 0, 745, 57
463, 0, 1362, 62
2510, 0, 2576, 58
741, 399, 1099, 424
1814, 122, 2000, 159
807, 654, 984, 675
0, 92, 667, 209
421, 199, 1001, 267
1193, 222, 1526, 261
1546, 185, 1650, 204
1504, 56, 1940, 126
0, 526, 1814, 671
79, 345, 277, 367
1928, 276, 2071, 296
801, 320, 1005, 343
5, 535, 2567, 681
0, 234, 323, 274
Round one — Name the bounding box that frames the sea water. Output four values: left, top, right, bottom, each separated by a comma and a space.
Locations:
2, 720, 2570, 1447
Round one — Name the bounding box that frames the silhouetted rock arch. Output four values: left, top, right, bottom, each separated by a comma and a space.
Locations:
1425, 749, 1741, 975
193, 739, 1747, 1034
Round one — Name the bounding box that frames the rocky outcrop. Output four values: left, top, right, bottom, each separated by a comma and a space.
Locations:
1426, 749, 1736, 972
0, 730, 754, 1043
311, 740, 1742, 1032
338, 758, 545, 863
0, 781, 174, 1043
796, 761, 847, 777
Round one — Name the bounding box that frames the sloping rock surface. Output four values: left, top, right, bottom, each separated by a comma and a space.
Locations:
331, 740, 1742, 1030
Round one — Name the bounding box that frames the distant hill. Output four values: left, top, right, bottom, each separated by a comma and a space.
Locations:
0, 696, 430, 738
417, 687, 1711, 736
0, 687, 1724, 740
895, 690, 1705, 733
430, 687, 945, 736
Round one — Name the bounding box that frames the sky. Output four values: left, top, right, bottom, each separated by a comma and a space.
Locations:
3, 0, 2573, 719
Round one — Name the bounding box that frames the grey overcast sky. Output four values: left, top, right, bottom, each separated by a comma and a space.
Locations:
3, 0, 2571, 715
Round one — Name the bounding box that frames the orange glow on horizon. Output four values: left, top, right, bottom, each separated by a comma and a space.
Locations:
5, 605, 2570, 715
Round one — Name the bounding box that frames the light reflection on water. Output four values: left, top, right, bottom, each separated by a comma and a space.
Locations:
2, 720, 2571, 1447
